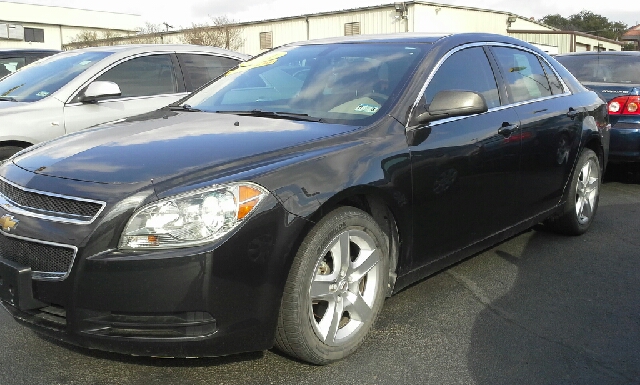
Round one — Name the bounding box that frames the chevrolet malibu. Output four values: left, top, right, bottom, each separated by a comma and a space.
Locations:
0, 33, 609, 364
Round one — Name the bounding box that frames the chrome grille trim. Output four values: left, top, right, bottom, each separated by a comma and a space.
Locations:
0, 230, 77, 281
0, 176, 106, 224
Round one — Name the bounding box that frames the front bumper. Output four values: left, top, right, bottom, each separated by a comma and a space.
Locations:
0, 177, 307, 357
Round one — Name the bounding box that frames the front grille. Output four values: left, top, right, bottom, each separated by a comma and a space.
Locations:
0, 177, 104, 222
0, 233, 76, 280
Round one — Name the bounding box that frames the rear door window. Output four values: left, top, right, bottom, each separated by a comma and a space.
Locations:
491, 47, 553, 103
177, 54, 241, 91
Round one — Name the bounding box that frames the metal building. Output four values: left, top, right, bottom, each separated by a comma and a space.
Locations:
0, 1, 141, 50
222, 1, 624, 55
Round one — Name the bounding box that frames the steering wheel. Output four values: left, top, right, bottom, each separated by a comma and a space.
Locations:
291, 68, 310, 81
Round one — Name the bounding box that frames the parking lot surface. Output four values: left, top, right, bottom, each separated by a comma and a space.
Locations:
1, 166, 639, 385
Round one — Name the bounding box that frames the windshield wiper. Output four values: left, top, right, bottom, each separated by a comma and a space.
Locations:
168, 104, 201, 112
216, 109, 323, 122
0, 96, 17, 102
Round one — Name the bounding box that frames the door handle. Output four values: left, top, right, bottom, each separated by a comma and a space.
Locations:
498, 122, 518, 137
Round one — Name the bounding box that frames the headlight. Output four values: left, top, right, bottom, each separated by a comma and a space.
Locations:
119, 182, 268, 249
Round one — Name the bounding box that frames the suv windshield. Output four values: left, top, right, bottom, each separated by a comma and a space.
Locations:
0, 50, 113, 102
183, 43, 427, 125
556, 54, 640, 84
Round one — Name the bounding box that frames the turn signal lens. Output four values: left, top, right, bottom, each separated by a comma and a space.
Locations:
608, 96, 640, 115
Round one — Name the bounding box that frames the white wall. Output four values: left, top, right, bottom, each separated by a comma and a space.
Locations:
0, 1, 141, 49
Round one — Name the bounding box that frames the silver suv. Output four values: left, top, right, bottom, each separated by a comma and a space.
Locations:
0, 45, 249, 159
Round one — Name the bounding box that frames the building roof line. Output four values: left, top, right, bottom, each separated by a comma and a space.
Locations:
177, 1, 556, 31
0, 0, 141, 17
509, 29, 621, 45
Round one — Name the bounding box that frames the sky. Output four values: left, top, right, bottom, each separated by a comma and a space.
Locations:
6, 0, 640, 29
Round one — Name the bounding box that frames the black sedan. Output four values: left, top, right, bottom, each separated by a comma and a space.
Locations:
556, 51, 639, 163
0, 33, 608, 365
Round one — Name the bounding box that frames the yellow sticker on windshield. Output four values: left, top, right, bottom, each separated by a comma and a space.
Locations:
225, 52, 287, 76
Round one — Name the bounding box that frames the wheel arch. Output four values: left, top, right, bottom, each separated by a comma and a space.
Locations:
583, 135, 605, 173
302, 186, 407, 296
0, 140, 33, 149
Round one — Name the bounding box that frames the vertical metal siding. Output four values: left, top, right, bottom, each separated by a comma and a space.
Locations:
308, 7, 405, 39
411, 4, 549, 34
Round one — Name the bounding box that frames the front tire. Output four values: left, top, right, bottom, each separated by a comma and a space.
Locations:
546, 148, 601, 235
275, 207, 389, 364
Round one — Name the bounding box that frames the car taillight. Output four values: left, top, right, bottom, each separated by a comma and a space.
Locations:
608, 96, 640, 115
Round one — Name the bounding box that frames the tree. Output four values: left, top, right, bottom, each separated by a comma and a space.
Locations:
541, 10, 628, 40
64, 23, 166, 50
181, 16, 244, 50
65, 29, 125, 49
128, 22, 164, 44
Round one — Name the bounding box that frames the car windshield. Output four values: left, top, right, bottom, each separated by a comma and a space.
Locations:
0, 50, 113, 102
556, 55, 640, 84
183, 43, 427, 125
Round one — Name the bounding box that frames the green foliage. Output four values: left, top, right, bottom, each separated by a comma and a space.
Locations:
541, 10, 628, 40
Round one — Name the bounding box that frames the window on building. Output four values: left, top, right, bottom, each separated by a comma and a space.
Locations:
260, 32, 273, 50
2, 24, 25, 40
344, 22, 361, 36
24, 27, 44, 43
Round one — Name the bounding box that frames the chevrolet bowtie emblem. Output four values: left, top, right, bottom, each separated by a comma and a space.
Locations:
0, 215, 18, 232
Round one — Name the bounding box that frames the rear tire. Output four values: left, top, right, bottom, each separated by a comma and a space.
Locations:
546, 148, 601, 235
275, 207, 389, 365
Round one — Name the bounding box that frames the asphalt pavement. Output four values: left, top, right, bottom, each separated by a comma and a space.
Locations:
1, 165, 639, 385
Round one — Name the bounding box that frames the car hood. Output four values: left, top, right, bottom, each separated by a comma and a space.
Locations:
0, 100, 30, 111
581, 82, 640, 102
12, 110, 358, 184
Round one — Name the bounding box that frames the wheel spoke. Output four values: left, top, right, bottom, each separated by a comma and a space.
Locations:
581, 198, 593, 219
316, 299, 343, 344
335, 231, 351, 275
349, 248, 381, 282
575, 195, 585, 217
310, 280, 334, 300
344, 292, 372, 322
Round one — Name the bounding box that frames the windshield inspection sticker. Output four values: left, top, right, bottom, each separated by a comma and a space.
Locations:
226, 52, 288, 76
355, 104, 379, 113
36, 91, 50, 97
78, 60, 92, 66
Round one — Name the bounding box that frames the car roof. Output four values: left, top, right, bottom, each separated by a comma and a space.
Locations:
286, 32, 544, 51
288, 33, 450, 46
65, 44, 249, 60
556, 51, 640, 57
0, 48, 60, 54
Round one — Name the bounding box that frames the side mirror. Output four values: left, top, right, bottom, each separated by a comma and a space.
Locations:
415, 90, 488, 125
80, 81, 121, 103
